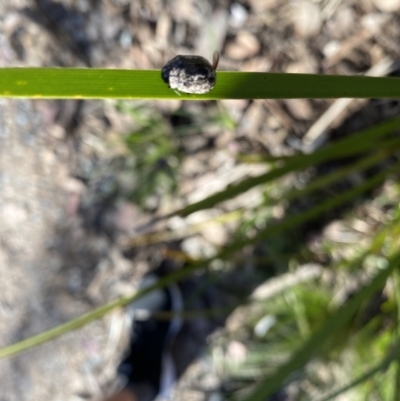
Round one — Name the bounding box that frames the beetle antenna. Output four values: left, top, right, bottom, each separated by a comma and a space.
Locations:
212, 51, 220, 71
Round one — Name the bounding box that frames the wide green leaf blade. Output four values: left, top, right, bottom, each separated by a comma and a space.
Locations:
1, 69, 400, 99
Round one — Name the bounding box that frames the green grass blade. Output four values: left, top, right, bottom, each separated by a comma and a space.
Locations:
314, 347, 400, 401
0, 263, 202, 360
131, 144, 398, 247
217, 160, 400, 260
270, 147, 398, 205
2, 69, 400, 99
243, 252, 400, 401
174, 117, 400, 217
393, 268, 400, 401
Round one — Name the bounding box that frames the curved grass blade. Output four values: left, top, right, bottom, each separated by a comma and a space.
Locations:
128, 143, 399, 247
243, 251, 400, 401
0, 263, 202, 360
173, 116, 400, 217
217, 160, 400, 260
2, 69, 400, 99
267, 146, 398, 205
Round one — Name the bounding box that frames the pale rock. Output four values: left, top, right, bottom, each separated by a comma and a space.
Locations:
292, 0, 322, 37
371, 0, 400, 12
326, 6, 355, 38
229, 3, 248, 29
286, 58, 318, 74
225, 31, 261, 60
241, 57, 272, 72
285, 99, 313, 120
361, 13, 390, 34
1, 202, 28, 226
181, 235, 217, 259
226, 341, 247, 364
323, 41, 341, 58
200, 222, 228, 247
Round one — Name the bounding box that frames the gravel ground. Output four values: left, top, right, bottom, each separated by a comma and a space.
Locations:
1, 1, 400, 400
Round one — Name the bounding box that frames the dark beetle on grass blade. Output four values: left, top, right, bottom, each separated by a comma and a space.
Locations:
161, 51, 219, 94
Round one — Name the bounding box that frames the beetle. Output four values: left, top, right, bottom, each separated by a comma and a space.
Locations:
161, 51, 219, 95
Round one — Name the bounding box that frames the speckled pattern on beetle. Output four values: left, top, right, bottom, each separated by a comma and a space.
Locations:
161, 52, 219, 95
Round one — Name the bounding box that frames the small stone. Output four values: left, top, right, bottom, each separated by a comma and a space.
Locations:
225, 31, 261, 60
229, 3, 248, 29
285, 99, 313, 120
292, 1, 322, 37
371, 0, 400, 12
226, 341, 247, 364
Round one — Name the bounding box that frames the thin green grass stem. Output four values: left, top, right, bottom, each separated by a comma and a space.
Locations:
2, 69, 400, 99
0, 263, 202, 360
393, 269, 400, 401
268, 145, 400, 206
130, 141, 398, 248
172, 117, 400, 217
218, 161, 400, 260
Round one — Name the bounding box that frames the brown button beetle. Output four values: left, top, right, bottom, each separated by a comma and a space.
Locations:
161, 51, 219, 95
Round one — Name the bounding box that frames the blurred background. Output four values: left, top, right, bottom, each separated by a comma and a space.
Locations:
1, 0, 400, 400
